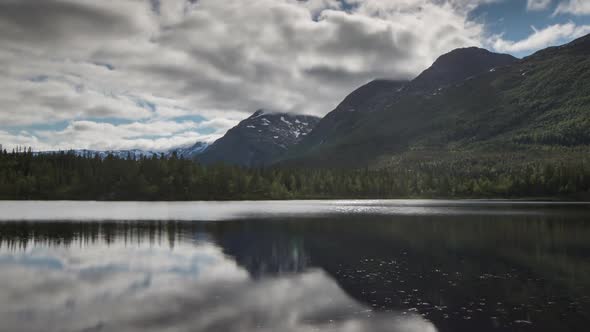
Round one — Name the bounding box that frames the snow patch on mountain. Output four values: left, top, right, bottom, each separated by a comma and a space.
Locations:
38, 142, 210, 160
196, 110, 320, 167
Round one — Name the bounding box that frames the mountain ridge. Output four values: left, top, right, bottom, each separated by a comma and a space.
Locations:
196, 110, 320, 167
409, 47, 517, 92
280, 34, 590, 167
281, 46, 520, 166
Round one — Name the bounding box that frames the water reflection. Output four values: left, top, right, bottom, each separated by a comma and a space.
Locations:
0, 205, 589, 332
0, 221, 434, 332
1, 200, 588, 221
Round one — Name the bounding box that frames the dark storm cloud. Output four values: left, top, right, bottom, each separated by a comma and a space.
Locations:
303, 64, 412, 88
0, 0, 145, 44
304, 64, 362, 83
318, 12, 411, 56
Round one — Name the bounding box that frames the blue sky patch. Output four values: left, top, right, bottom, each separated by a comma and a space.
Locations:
471, 0, 590, 51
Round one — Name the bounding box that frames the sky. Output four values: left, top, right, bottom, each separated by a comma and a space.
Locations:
1, 0, 589, 152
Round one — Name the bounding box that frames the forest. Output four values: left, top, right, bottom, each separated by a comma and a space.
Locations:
1, 147, 589, 200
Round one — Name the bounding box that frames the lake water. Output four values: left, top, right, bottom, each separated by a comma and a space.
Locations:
0, 200, 589, 332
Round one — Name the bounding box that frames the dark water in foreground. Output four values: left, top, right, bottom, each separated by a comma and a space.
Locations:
0, 200, 589, 332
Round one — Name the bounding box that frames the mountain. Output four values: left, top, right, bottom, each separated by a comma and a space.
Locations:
38, 143, 210, 160
170, 142, 209, 159
284, 47, 517, 166
408, 47, 517, 92
283, 35, 590, 168
36, 149, 165, 159
289, 79, 408, 158
196, 110, 320, 167
34, 35, 590, 170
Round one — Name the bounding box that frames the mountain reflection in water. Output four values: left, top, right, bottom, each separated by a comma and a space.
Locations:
0, 202, 589, 332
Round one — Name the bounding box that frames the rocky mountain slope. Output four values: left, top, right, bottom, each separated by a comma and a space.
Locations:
170, 142, 209, 159
196, 110, 320, 167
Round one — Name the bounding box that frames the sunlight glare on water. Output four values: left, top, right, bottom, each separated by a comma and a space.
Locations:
0, 200, 587, 221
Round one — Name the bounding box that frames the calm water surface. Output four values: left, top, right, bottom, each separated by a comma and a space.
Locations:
0, 200, 589, 332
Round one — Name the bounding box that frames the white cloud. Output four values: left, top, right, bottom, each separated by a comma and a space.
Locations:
527, 0, 552, 11
490, 22, 590, 53
4, 0, 583, 152
0, 120, 223, 152
0, 0, 494, 151
555, 0, 590, 15
0, 236, 438, 332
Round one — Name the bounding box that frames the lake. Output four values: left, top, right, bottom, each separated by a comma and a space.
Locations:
0, 200, 589, 332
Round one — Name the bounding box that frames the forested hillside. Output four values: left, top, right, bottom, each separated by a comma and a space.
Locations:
1, 149, 589, 200
283, 34, 590, 168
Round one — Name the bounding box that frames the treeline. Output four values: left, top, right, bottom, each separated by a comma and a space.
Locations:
1, 148, 589, 200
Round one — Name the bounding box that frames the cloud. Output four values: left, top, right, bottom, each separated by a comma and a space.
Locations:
489, 22, 590, 53
0, 76, 152, 126
0, 237, 437, 332
0, 0, 155, 55
527, 0, 552, 11
0, 0, 568, 151
554, 0, 590, 15
2, 120, 223, 152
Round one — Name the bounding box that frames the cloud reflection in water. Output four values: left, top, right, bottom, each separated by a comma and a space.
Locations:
0, 239, 436, 332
